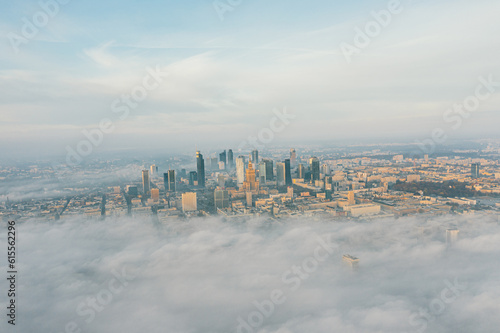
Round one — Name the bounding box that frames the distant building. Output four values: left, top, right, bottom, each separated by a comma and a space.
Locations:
298, 164, 305, 179
263, 159, 274, 181
251, 150, 259, 164
242, 161, 260, 193
348, 190, 355, 205
309, 157, 320, 182
142, 170, 150, 194
471, 163, 480, 179
151, 188, 159, 202
290, 148, 297, 165
150, 164, 158, 177
182, 192, 197, 212
214, 190, 230, 209
258, 161, 267, 183
236, 156, 246, 185
196, 151, 205, 187
126, 185, 138, 197
189, 171, 197, 186
446, 228, 459, 245
284, 159, 292, 186
276, 162, 285, 186
343, 254, 359, 271
219, 150, 227, 168
407, 175, 421, 182
163, 169, 176, 192
228, 149, 234, 169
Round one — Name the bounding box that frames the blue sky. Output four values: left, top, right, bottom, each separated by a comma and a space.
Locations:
0, 0, 499, 158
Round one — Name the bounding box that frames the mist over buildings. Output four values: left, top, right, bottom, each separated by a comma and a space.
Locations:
1, 214, 499, 333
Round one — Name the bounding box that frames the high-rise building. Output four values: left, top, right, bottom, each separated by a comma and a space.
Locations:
471, 163, 480, 179
242, 161, 260, 193
142, 170, 150, 194
189, 171, 197, 186
309, 157, 320, 182
196, 151, 205, 187
214, 190, 230, 209
251, 150, 259, 164
263, 159, 274, 181
321, 164, 331, 176
166, 169, 176, 192
290, 148, 297, 165
182, 192, 197, 212
298, 164, 305, 179
150, 164, 158, 177
126, 185, 138, 197
446, 228, 459, 245
219, 150, 227, 167
284, 159, 292, 186
236, 156, 246, 185
258, 161, 267, 183
228, 149, 234, 169
151, 188, 160, 202
276, 162, 285, 186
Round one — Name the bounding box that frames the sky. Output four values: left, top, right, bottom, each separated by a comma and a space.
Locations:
1, 214, 500, 332
0, 0, 499, 159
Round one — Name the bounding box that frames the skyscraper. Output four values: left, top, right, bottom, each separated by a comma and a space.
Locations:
167, 169, 176, 192
258, 161, 267, 183
290, 148, 297, 165
219, 150, 227, 169
150, 164, 158, 177
242, 161, 260, 193
228, 149, 234, 169
236, 156, 246, 185
298, 164, 305, 179
284, 159, 292, 186
471, 163, 480, 179
142, 170, 150, 194
309, 157, 320, 182
276, 162, 285, 186
251, 149, 259, 164
263, 159, 274, 181
196, 151, 205, 188
182, 192, 197, 212
188, 171, 197, 186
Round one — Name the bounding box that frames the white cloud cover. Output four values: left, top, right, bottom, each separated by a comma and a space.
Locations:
1, 214, 499, 332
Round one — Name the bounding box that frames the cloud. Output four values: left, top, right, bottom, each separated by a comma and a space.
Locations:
2, 213, 500, 332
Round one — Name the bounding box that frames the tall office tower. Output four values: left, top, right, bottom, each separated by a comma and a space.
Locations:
151, 188, 160, 202
471, 163, 480, 179
251, 149, 259, 164
189, 171, 197, 186
150, 164, 158, 177
126, 185, 138, 197
242, 161, 260, 193
219, 150, 227, 165
182, 192, 197, 212
284, 159, 292, 186
309, 157, 320, 182
142, 170, 150, 194
214, 190, 230, 209
298, 164, 305, 179
236, 156, 246, 185
196, 151, 206, 188
276, 162, 286, 186
290, 148, 297, 166
263, 159, 274, 181
228, 149, 234, 169
167, 169, 176, 192
211, 157, 218, 171
321, 164, 331, 176
163, 173, 168, 190
446, 228, 459, 245
258, 161, 267, 183
348, 190, 355, 205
